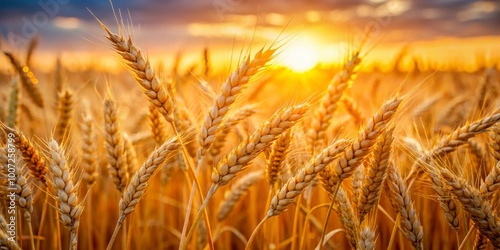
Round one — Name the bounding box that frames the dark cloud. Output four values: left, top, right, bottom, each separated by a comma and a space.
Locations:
0, 0, 498, 53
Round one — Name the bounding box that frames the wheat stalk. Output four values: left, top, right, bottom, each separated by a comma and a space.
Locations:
207, 105, 256, 165
426, 167, 460, 231
99, 23, 175, 123
358, 127, 394, 222
332, 186, 360, 249
431, 109, 500, 158
148, 103, 167, 146
48, 140, 83, 250
6, 78, 19, 128
307, 52, 361, 147
55, 89, 73, 143
198, 47, 276, 158
103, 99, 129, 192
120, 136, 180, 217
320, 96, 403, 189
489, 123, 500, 162
269, 139, 350, 216
3, 51, 45, 108
106, 137, 180, 250
81, 111, 97, 186
480, 160, 500, 201
212, 104, 307, 186
440, 169, 500, 247
266, 131, 291, 187
386, 163, 424, 249
359, 226, 376, 250
7, 127, 47, 185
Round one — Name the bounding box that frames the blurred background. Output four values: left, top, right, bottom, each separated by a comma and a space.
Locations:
0, 0, 499, 73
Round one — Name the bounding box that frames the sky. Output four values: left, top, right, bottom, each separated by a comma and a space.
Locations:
0, 0, 499, 70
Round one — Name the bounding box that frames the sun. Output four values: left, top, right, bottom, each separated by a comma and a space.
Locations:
280, 39, 320, 72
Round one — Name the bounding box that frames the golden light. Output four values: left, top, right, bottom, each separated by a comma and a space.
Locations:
280, 38, 320, 73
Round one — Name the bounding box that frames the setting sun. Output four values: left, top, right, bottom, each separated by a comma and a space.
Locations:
280, 39, 320, 72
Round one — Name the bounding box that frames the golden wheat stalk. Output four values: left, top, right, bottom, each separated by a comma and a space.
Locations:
148, 103, 167, 146
81, 111, 97, 186
6, 127, 48, 185
48, 140, 83, 250
207, 104, 256, 164
480, 160, 500, 201
103, 99, 129, 192
431, 109, 500, 158
269, 139, 350, 216
99, 22, 174, 123
386, 163, 424, 249
4, 51, 44, 108
198, 47, 276, 158
359, 226, 376, 250
358, 127, 394, 222
6, 78, 19, 128
106, 137, 180, 250
440, 169, 500, 247
55, 89, 73, 142
332, 186, 360, 249
266, 131, 291, 187
320, 96, 403, 189
489, 123, 500, 162
307, 52, 361, 147
212, 104, 307, 186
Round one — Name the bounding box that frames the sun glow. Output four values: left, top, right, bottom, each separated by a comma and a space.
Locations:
280, 39, 320, 72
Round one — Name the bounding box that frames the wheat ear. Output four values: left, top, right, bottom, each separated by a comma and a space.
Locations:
207, 105, 256, 164
266, 131, 291, 187
7, 127, 48, 185
55, 89, 73, 142
106, 137, 180, 250
48, 140, 83, 250
440, 169, 500, 247
425, 167, 460, 231
430, 109, 500, 158
386, 163, 424, 250
332, 186, 360, 249
320, 96, 403, 189
123, 133, 138, 178
99, 23, 174, 123
6, 77, 19, 128
81, 111, 97, 186
307, 52, 361, 147
480, 160, 500, 201
103, 99, 129, 192
359, 226, 376, 250
217, 171, 263, 221
4, 51, 45, 108
119, 136, 180, 217
269, 139, 350, 216
148, 103, 167, 146
1, 145, 33, 220
198, 48, 276, 158
212, 104, 307, 186
358, 126, 394, 222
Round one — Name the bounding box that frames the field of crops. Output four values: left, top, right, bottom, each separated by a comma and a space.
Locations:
1, 2, 500, 250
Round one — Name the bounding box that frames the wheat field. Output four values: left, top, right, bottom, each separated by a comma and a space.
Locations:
1, 5, 500, 250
